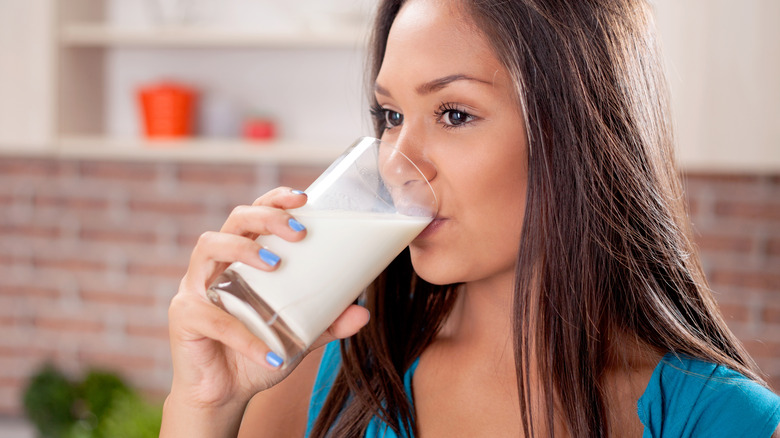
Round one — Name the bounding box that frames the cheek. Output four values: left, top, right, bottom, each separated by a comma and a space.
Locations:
408, 120, 529, 284
408, 160, 527, 285
468, 182, 526, 262
466, 148, 527, 219
459, 143, 528, 262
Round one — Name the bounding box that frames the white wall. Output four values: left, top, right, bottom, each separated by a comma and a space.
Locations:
654, 0, 780, 171
0, 0, 54, 149
106, 0, 372, 33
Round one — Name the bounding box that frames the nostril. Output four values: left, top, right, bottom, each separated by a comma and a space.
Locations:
401, 155, 436, 187
416, 160, 437, 184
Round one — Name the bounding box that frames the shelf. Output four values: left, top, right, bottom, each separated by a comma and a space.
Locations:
44, 136, 345, 165
3, 137, 777, 173
60, 24, 366, 49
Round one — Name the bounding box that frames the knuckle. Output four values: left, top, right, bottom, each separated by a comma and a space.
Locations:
230, 204, 250, 217
244, 239, 262, 254
253, 187, 292, 206
209, 311, 232, 337
244, 336, 264, 355
197, 230, 216, 243
168, 292, 194, 320
194, 231, 217, 250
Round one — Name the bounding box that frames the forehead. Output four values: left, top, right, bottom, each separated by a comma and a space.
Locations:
378, 0, 503, 83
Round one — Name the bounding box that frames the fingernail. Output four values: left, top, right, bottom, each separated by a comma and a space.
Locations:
258, 248, 280, 267
291, 189, 306, 195
288, 217, 306, 232
266, 351, 284, 368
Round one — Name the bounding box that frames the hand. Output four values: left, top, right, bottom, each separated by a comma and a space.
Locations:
162, 188, 370, 436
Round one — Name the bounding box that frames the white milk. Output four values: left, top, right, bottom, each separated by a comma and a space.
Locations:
212, 208, 430, 361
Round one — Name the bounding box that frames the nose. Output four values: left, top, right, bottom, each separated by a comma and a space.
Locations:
378, 135, 438, 217
381, 133, 437, 185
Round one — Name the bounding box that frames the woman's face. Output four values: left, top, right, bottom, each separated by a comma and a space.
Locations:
375, 0, 529, 287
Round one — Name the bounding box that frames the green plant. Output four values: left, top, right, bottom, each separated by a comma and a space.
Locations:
98, 391, 163, 438
79, 370, 134, 423
22, 363, 162, 438
22, 364, 79, 438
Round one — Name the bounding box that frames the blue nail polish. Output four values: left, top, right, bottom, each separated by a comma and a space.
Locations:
288, 218, 306, 232
266, 351, 284, 368
291, 189, 306, 195
258, 248, 280, 267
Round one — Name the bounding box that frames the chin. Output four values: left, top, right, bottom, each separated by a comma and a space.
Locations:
408, 246, 461, 286
413, 270, 453, 286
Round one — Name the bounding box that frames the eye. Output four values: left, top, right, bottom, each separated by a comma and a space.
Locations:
441, 110, 471, 126
384, 109, 404, 128
436, 103, 476, 128
370, 104, 404, 130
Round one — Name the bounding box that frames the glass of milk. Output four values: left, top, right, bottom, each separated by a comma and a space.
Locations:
206, 137, 437, 368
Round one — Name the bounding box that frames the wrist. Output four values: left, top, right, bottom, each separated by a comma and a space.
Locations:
160, 389, 251, 438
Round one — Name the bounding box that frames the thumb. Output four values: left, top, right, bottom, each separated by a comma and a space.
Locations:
310, 304, 370, 350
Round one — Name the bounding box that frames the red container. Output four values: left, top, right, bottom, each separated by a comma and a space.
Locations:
243, 117, 277, 141
138, 82, 197, 139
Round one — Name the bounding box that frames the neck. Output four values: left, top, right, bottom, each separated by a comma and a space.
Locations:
439, 271, 516, 359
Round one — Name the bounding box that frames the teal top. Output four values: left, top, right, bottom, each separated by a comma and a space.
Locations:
306, 341, 780, 437
305, 341, 420, 438
638, 352, 780, 437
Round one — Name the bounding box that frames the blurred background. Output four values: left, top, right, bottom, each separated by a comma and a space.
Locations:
0, 0, 778, 436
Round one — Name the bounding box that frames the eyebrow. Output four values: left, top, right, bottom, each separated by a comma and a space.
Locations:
374, 74, 492, 97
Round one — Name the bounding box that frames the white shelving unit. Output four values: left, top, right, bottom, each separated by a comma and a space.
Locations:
0, 0, 366, 165
2, 1, 778, 171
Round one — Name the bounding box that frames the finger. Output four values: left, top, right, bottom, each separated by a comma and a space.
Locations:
252, 186, 308, 209
184, 231, 281, 291
220, 186, 307, 239
171, 295, 282, 370
309, 305, 371, 351
219, 204, 308, 243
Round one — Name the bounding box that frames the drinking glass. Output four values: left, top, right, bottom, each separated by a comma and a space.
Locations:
207, 137, 437, 367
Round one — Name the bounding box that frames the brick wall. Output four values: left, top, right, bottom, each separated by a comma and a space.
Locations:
0, 157, 325, 416
0, 157, 778, 416
683, 173, 780, 389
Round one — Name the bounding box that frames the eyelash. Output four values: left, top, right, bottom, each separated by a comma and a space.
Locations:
434, 103, 476, 130
369, 103, 393, 130
370, 102, 477, 131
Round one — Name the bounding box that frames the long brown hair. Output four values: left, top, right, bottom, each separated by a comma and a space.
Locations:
311, 1, 763, 436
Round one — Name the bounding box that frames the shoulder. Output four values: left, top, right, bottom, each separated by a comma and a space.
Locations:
638, 353, 780, 437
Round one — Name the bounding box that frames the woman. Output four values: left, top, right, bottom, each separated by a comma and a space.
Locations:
161, 0, 780, 436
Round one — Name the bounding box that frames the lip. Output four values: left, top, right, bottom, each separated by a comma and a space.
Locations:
415, 217, 446, 240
